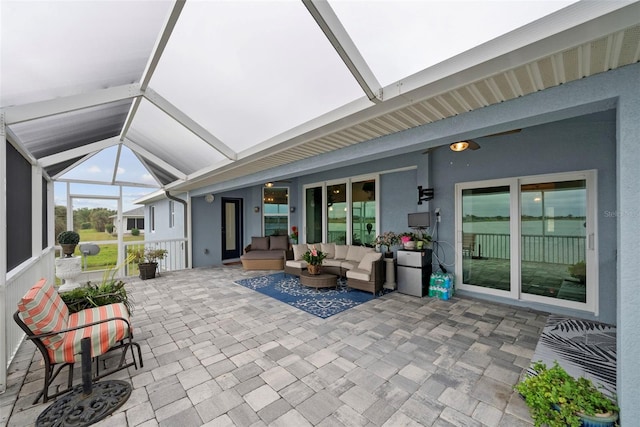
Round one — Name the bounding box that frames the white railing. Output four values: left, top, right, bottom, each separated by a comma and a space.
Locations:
3, 249, 55, 390
124, 238, 187, 276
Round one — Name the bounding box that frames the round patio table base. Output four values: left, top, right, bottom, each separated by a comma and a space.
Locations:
36, 380, 131, 427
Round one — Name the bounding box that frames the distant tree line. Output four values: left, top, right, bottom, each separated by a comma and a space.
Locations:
55, 206, 116, 237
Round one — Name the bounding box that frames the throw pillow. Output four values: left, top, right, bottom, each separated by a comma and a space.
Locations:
357, 252, 382, 273
251, 236, 270, 251
321, 243, 335, 259
292, 244, 310, 261
346, 245, 365, 262
334, 245, 349, 259
270, 235, 289, 251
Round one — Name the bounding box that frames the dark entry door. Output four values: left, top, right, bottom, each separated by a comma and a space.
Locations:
221, 198, 243, 260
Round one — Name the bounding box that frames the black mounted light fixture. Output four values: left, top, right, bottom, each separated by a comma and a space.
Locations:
417, 186, 434, 205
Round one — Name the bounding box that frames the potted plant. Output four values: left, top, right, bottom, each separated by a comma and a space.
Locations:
374, 231, 399, 258
57, 230, 80, 257
303, 245, 326, 275
399, 232, 417, 250
515, 361, 618, 427
128, 247, 168, 280
290, 226, 299, 244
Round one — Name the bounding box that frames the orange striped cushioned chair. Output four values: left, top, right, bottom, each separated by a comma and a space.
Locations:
14, 278, 143, 403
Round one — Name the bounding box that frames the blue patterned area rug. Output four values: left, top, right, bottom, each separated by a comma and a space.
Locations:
529, 315, 617, 397
234, 273, 378, 319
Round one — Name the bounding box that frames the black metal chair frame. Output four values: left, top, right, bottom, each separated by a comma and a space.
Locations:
13, 310, 144, 404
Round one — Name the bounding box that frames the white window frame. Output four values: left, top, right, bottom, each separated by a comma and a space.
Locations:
262, 186, 289, 236
455, 170, 598, 314
150, 205, 156, 233
303, 173, 379, 245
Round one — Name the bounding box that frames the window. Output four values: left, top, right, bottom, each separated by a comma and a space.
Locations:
169, 201, 175, 228
304, 175, 378, 246
150, 206, 155, 232
456, 171, 597, 312
263, 187, 288, 236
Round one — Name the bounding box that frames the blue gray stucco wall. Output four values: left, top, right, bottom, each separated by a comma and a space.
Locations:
159, 62, 639, 423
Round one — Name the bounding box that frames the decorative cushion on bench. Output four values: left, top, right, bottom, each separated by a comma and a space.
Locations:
53, 303, 130, 363
17, 279, 69, 350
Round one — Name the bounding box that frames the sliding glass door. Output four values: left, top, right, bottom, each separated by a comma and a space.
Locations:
456, 171, 596, 312
520, 179, 587, 303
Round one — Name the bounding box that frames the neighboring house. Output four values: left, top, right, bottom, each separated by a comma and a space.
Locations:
110, 207, 144, 234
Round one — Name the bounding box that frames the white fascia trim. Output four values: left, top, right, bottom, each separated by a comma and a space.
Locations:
133, 189, 167, 205
124, 138, 188, 180
2, 84, 143, 125
39, 136, 120, 167
143, 87, 237, 161
303, 0, 382, 103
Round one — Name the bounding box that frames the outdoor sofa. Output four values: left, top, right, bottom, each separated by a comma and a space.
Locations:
285, 243, 384, 295
240, 235, 290, 270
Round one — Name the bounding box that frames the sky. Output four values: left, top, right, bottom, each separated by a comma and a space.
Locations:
54, 145, 159, 212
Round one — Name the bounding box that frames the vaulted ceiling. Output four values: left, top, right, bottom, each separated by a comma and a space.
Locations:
2, 1, 639, 195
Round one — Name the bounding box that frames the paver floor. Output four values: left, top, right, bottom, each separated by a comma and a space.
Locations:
2, 266, 544, 426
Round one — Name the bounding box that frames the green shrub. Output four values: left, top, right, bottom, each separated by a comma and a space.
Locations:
81, 222, 92, 229
131, 228, 140, 236
105, 224, 114, 233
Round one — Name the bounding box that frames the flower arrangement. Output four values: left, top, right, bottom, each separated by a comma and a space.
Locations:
374, 231, 399, 254
303, 245, 326, 266
290, 226, 299, 243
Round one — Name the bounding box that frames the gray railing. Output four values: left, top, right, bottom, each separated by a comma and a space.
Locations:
472, 233, 585, 264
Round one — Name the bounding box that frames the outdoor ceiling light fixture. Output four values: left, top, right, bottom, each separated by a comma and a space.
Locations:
450, 141, 470, 152
265, 182, 274, 188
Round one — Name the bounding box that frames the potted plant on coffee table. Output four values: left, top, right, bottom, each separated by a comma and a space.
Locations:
303, 246, 326, 275
57, 230, 80, 257
515, 360, 618, 427
129, 247, 168, 280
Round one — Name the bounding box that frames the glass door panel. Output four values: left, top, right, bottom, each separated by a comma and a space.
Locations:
305, 186, 323, 244
352, 179, 376, 246
520, 180, 587, 302
327, 183, 347, 244
263, 187, 288, 236
461, 186, 511, 291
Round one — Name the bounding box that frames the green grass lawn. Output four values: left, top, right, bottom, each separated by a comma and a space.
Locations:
58, 229, 142, 271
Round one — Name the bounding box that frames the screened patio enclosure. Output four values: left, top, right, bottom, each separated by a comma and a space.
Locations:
2, 1, 640, 420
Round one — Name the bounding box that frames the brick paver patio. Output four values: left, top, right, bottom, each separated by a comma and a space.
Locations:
1, 266, 544, 426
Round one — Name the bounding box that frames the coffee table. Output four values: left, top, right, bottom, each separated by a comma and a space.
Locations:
300, 271, 338, 290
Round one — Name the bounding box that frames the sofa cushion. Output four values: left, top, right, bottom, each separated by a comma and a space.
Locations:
340, 261, 356, 271
270, 235, 289, 251
286, 260, 307, 269
292, 244, 309, 261
346, 268, 371, 281
357, 252, 382, 273
321, 243, 335, 259
334, 245, 349, 259
323, 259, 342, 268
346, 245, 367, 262
251, 236, 270, 251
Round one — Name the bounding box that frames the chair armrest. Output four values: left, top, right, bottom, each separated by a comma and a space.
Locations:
23, 316, 132, 341
243, 244, 252, 254
285, 249, 294, 260
371, 259, 384, 283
